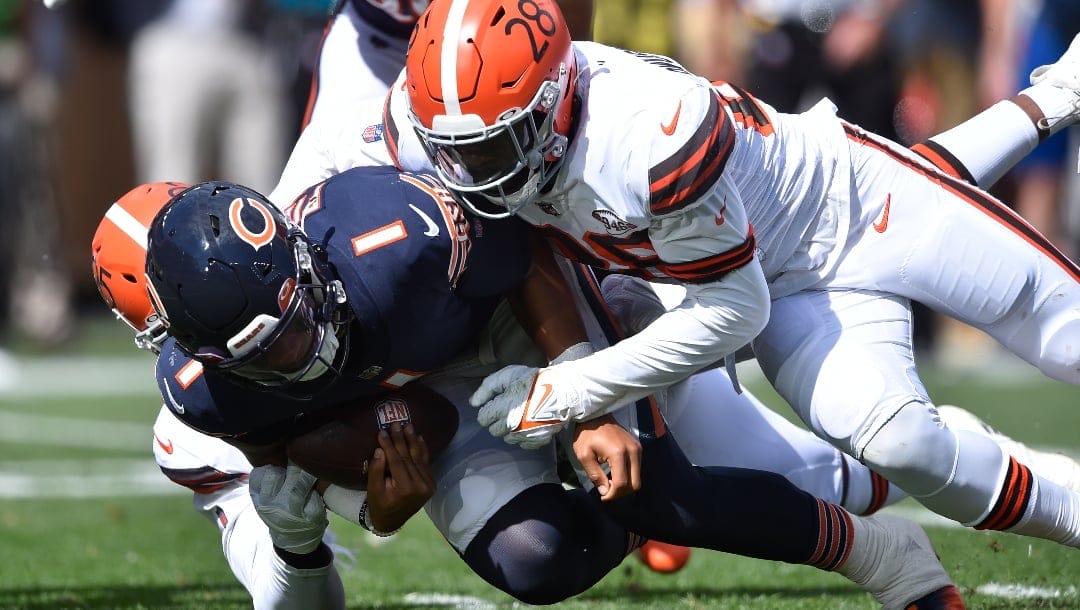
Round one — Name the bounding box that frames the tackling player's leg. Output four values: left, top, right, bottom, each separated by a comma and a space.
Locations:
912, 32, 1080, 189
599, 427, 963, 609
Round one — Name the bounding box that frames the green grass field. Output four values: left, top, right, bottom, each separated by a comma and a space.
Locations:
1, 314, 1077, 609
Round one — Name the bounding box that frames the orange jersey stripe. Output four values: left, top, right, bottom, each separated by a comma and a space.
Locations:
909, 140, 975, 185
649, 92, 734, 214
655, 229, 756, 283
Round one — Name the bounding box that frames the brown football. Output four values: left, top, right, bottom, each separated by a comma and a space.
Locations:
286, 383, 459, 490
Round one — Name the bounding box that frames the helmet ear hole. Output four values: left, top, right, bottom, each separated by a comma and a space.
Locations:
121, 273, 138, 284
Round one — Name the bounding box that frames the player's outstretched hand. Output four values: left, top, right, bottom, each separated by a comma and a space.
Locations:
471, 364, 587, 449
365, 422, 436, 534
249, 462, 328, 554
572, 415, 642, 501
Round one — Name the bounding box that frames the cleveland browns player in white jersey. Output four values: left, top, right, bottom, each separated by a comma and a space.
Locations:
393, 0, 1080, 551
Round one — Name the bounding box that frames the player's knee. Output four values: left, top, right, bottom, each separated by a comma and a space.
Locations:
475, 520, 582, 605
462, 485, 597, 605
858, 401, 958, 497
1039, 314, 1080, 384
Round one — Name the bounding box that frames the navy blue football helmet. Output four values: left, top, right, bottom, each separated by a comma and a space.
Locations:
145, 181, 351, 390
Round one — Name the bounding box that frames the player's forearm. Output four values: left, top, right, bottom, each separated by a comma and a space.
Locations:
508, 233, 591, 362
567, 263, 769, 419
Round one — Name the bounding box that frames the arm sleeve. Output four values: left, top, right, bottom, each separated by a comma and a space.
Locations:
557, 82, 769, 418
270, 97, 395, 208
220, 491, 346, 610
565, 261, 769, 419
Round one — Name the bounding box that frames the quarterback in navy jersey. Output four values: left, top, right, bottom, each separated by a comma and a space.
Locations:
143, 167, 973, 608
151, 165, 533, 444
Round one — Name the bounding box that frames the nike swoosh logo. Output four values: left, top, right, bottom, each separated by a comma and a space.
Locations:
660, 101, 682, 136
872, 194, 891, 233
153, 433, 174, 455
715, 198, 728, 226
519, 382, 557, 430
409, 203, 440, 237
162, 378, 185, 414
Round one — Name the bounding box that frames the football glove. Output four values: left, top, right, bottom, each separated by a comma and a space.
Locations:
470, 363, 588, 449
249, 462, 328, 555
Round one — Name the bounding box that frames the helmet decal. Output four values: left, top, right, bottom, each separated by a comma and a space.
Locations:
277, 277, 297, 313
229, 197, 276, 251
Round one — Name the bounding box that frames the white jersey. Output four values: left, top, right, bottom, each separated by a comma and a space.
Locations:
386, 42, 852, 296
377, 42, 860, 414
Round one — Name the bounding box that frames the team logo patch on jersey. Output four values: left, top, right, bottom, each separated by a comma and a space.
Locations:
362, 124, 384, 143
374, 398, 411, 429
592, 210, 638, 235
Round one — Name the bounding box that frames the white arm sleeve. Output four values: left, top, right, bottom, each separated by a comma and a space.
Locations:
269, 96, 394, 209
221, 497, 345, 610
566, 261, 770, 420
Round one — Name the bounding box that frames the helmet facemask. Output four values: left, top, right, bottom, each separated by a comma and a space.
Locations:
189, 233, 351, 390
411, 64, 570, 219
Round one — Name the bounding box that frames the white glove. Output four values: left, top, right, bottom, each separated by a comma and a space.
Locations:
470, 363, 587, 449
249, 463, 328, 554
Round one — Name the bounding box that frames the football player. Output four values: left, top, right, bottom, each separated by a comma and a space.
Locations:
142, 170, 965, 608
301, 0, 594, 131
396, 0, 1080, 549
90, 183, 347, 610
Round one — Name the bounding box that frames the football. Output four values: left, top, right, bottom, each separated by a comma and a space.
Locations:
286, 382, 459, 490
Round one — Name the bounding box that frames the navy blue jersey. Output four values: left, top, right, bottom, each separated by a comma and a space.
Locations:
156, 166, 532, 442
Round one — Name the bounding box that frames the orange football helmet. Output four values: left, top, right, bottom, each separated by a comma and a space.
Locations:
405, 0, 576, 218
90, 181, 189, 353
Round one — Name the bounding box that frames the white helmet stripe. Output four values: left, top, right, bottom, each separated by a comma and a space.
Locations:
440, 0, 471, 116
105, 203, 149, 250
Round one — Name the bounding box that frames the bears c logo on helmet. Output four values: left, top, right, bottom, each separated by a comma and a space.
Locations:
229, 197, 276, 251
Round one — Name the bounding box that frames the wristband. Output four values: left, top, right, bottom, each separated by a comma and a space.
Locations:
358, 500, 399, 537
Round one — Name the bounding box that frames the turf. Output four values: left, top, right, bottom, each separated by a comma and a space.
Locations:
0, 314, 1077, 609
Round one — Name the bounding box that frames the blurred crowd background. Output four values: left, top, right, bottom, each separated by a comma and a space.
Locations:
0, 0, 1077, 369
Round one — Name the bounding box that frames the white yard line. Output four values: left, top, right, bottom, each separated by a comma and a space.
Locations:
0, 356, 157, 398
0, 411, 152, 450
0, 458, 184, 498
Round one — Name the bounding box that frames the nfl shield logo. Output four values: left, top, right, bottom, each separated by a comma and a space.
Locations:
362, 124, 384, 143
374, 398, 411, 429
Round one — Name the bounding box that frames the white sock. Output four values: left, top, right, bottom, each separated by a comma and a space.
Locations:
1005, 472, 1080, 548
927, 100, 1039, 189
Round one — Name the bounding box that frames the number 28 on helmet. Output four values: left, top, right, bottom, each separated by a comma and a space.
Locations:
144, 182, 351, 390
406, 0, 577, 219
